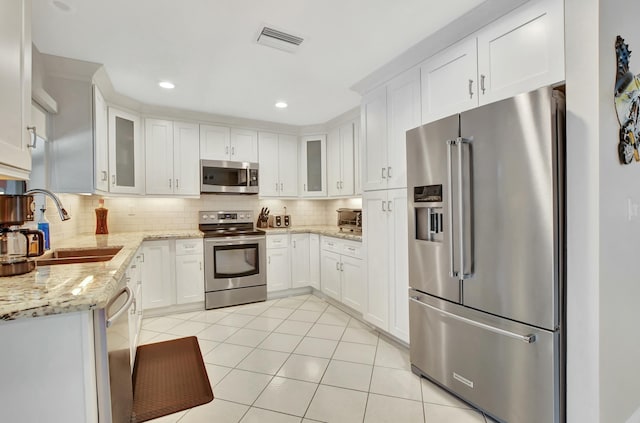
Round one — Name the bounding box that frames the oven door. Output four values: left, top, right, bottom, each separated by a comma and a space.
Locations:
200, 159, 259, 194
204, 235, 266, 291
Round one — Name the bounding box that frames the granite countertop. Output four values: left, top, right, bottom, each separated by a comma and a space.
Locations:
260, 225, 362, 241
0, 230, 202, 322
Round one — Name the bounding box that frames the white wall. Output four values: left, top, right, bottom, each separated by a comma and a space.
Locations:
566, 0, 640, 421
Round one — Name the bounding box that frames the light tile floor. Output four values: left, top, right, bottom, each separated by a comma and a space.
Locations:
140, 294, 490, 423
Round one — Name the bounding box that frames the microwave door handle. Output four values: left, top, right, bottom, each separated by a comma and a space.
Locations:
447, 139, 457, 278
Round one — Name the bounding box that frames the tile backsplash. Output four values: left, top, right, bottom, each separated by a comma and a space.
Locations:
42, 194, 362, 244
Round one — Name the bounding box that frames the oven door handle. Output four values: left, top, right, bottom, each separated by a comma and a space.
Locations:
208, 236, 265, 245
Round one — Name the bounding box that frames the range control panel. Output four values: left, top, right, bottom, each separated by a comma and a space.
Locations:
199, 210, 254, 225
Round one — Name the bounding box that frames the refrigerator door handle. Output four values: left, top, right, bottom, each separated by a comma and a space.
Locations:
457, 137, 472, 280
409, 296, 537, 344
446, 139, 458, 278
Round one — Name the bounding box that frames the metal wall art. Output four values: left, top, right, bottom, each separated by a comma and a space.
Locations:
615, 35, 640, 164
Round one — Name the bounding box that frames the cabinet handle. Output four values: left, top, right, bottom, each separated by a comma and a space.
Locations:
169, 179, 172, 188
131, 297, 137, 315
280, 182, 283, 191
336, 262, 339, 271
140, 253, 145, 263
293, 240, 296, 248
226, 146, 229, 155
348, 247, 355, 252
480, 74, 486, 94
268, 256, 271, 264
111, 175, 115, 185
304, 183, 307, 191
340, 181, 343, 189
176, 179, 179, 189
101, 171, 107, 181
200, 261, 202, 271
231, 146, 235, 155
382, 201, 386, 212
340, 263, 344, 272
276, 182, 279, 191
468, 79, 474, 99
26, 126, 37, 148
388, 201, 392, 212
387, 167, 392, 178
336, 181, 340, 189
381, 167, 386, 179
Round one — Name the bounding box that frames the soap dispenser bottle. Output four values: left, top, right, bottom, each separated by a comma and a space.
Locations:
95, 198, 109, 235
37, 208, 50, 250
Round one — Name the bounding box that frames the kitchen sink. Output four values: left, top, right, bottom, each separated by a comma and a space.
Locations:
36, 246, 123, 266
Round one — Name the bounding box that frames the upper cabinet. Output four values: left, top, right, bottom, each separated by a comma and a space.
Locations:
0, 0, 31, 177
145, 119, 199, 196
94, 86, 109, 192
299, 135, 327, 197
108, 107, 144, 194
362, 67, 421, 192
420, 0, 564, 124
200, 125, 258, 163
258, 132, 298, 197
327, 122, 355, 197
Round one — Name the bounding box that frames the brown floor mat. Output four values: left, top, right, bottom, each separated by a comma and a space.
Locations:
131, 336, 214, 422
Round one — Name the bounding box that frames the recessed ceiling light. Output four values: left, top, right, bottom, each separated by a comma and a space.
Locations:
158, 81, 175, 89
275, 101, 288, 109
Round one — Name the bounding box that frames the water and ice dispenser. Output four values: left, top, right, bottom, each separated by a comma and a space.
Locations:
414, 185, 444, 243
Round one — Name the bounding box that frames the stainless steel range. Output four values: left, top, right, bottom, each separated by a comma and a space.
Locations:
199, 210, 266, 309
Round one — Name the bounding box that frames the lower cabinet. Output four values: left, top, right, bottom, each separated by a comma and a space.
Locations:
266, 234, 291, 292
320, 236, 363, 313
141, 238, 204, 310
291, 233, 310, 288
127, 249, 144, 366
309, 234, 320, 289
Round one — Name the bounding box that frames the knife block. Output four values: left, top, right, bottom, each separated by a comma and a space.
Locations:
257, 220, 269, 229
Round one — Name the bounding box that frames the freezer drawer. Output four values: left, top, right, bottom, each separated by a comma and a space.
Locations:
409, 292, 560, 423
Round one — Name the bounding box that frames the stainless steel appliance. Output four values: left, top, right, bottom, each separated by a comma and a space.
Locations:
199, 210, 266, 309
94, 283, 135, 423
406, 87, 565, 423
337, 208, 362, 233
200, 159, 259, 194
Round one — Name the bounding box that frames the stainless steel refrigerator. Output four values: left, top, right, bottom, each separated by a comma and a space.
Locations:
406, 86, 564, 423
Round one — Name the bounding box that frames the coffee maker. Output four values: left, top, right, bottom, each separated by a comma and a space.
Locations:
0, 181, 71, 276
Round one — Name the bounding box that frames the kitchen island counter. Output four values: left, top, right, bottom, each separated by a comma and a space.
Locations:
260, 225, 362, 242
0, 230, 202, 321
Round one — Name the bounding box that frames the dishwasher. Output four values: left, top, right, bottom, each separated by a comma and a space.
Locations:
94, 279, 135, 423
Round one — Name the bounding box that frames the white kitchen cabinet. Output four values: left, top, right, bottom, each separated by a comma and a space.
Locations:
291, 233, 310, 288
141, 240, 173, 309
320, 236, 363, 312
175, 239, 204, 304
108, 107, 144, 194
266, 234, 291, 292
0, 0, 31, 177
145, 119, 199, 195
299, 135, 327, 197
476, 0, 564, 106
327, 122, 355, 197
363, 188, 409, 342
421, 37, 478, 124
199, 125, 257, 162
420, 0, 564, 123
258, 132, 298, 197
309, 233, 320, 289
361, 68, 420, 192
93, 86, 109, 192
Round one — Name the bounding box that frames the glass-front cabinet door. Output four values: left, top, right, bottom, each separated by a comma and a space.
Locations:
299, 135, 327, 197
108, 107, 143, 194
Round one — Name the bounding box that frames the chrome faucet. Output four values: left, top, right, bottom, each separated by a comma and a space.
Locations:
25, 189, 71, 221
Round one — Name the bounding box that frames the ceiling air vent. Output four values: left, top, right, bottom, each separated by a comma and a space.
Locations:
257, 26, 304, 53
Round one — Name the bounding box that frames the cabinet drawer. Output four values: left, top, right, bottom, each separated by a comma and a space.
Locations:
175, 238, 203, 255
321, 237, 341, 253
341, 241, 361, 259
267, 234, 289, 248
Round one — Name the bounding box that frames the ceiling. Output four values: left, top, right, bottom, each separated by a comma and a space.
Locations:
32, 0, 485, 126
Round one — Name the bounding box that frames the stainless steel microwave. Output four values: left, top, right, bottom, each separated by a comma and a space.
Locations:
200, 160, 259, 194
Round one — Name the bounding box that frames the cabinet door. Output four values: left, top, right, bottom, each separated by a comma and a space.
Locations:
141, 240, 173, 309
341, 256, 363, 313
93, 86, 109, 192
199, 124, 230, 160
300, 135, 327, 197
267, 248, 291, 292
387, 188, 409, 343
144, 119, 174, 195
309, 234, 320, 289
340, 122, 355, 195
361, 86, 388, 191
173, 121, 200, 195
291, 234, 310, 288
108, 107, 143, 194
477, 0, 564, 106
386, 68, 420, 189
421, 37, 478, 124
230, 128, 258, 162
258, 132, 280, 197
175, 254, 204, 304
278, 134, 298, 197
327, 127, 341, 196
0, 0, 31, 174
320, 250, 341, 301
363, 190, 389, 330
